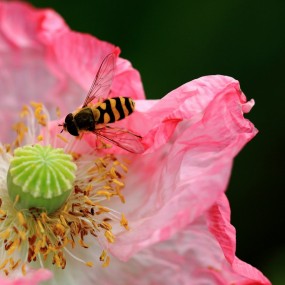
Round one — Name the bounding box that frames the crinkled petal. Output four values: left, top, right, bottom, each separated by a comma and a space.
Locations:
0, 269, 52, 285
108, 75, 258, 259
207, 194, 270, 285
0, 1, 144, 144
48, 33, 145, 105
93, 213, 269, 285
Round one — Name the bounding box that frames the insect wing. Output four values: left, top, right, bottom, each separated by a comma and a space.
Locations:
83, 53, 116, 107
94, 127, 145, 154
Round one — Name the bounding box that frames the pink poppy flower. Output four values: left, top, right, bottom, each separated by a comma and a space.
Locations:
0, 1, 271, 285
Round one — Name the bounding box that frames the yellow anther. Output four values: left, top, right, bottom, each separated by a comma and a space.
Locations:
96, 191, 113, 199
4, 144, 11, 153
12, 122, 28, 146
21, 264, 26, 276
96, 205, 110, 213
56, 134, 68, 143
120, 163, 128, 173
104, 230, 115, 243
120, 213, 129, 230
8, 239, 19, 255
62, 237, 69, 247
55, 223, 66, 236
84, 184, 93, 193
84, 196, 96, 206
10, 259, 20, 270
20, 105, 30, 118
31, 102, 47, 126
31, 101, 43, 109
85, 261, 93, 267
18, 231, 26, 241
37, 135, 43, 141
0, 209, 5, 216
102, 256, 110, 268
116, 190, 125, 203
112, 179, 124, 187
109, 167, 117, 178
100, 221, 112, 230
41, 235, 47, 248
17, 212, 27, 228
71, 152, 81, 160
60, 215, 68, 227
79, 239, 89, 248
99, 250, 107, 261
37, 219, 45, 233
0, 229, 10, 240
54, 254, 61, 268
40, 212, 48, 223
0, 260, 8, 270
34, 240, 42, 255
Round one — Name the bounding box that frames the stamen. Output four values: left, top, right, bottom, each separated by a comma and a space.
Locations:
20, 105, 30, 118
85, 261, 94, 267
12, 122, 28, 148
30, 102, 47, 126
104, 230, 115, 243
56, 107, 61, 118
120, 213, 130, 230
17, 212, 27, 229
0, 260, 8, 270
0, 102, 130, 276
37, 135, 43, 142
64, 248, 92, 266
56, 134, 69, 143
21, 264, 26, 276
15, 102, 52, 147
102, 256, 110, 268
1, 151, 130, 275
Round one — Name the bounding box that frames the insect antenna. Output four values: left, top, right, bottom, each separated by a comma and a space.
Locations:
58, 123, 64, 133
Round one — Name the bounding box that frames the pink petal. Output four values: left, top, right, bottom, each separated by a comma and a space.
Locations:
109, 75, 258, 260
48, 33, 145, 105
0, 1, 144, 144
0, 2, 67, 49
207, 194, 270, 285
0, 269, 52, 285
97, 214, 270, 285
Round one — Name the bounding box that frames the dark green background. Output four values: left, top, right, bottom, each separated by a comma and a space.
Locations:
28, 1, 285, 283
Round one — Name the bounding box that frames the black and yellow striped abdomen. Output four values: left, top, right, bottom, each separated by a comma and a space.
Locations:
94, 97, 135, 124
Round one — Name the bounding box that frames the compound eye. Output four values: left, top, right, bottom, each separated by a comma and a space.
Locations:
65, 113, 74, 123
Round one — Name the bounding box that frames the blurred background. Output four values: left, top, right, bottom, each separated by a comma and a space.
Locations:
28, 1, 285, 283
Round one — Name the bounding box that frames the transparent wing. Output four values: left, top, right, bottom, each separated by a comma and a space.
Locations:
82, 52, 116, 108
94, 126, 145, 154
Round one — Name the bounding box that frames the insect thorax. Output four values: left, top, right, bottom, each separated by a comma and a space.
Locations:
74, 108, 95, 131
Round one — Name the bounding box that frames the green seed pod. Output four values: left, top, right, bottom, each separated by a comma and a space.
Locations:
7, 144, 77, 214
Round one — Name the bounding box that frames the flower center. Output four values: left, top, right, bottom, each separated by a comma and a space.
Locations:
0, 103, 129, 276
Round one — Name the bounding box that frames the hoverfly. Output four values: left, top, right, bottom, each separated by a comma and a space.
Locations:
60, 52, 144, 153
